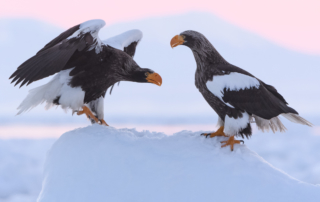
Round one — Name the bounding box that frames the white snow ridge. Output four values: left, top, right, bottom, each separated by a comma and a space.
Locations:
37, 125, 320, 202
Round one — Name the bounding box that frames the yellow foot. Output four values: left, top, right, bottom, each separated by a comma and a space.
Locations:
221, 136, 244, 151
201, 126, 228, 138
99, 119, 109, 126
77, 106, 100, 124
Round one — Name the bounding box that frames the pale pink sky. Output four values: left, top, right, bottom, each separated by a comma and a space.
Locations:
1, 0, 320, 55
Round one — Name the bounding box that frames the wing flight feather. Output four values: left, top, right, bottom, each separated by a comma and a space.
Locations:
9, 19, 106, 87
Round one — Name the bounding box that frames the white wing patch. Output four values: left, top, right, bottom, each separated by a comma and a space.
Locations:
79, 19, 105, 30
103, 29, 143, 51
206, 72, 260, 102
68, 19, 106, 53
68, 19, 105, 39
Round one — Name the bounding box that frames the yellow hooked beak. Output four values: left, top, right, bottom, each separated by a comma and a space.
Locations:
170, 35, 185, 48
146, 73, 162, 86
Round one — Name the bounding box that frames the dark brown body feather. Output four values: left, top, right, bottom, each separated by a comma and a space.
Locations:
181, 30, 299, 138
10, 20, 150, 107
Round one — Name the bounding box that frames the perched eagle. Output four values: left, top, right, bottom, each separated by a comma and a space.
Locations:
9, 19, 162, 125
170, 30, 312, 151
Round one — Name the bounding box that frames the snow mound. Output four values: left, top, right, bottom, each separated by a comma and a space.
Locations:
0, 139, 55, 202
38, 125, 320, 202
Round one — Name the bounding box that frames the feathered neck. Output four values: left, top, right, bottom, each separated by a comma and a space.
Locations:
191, 43, 228, 90
191, 42, 228, 71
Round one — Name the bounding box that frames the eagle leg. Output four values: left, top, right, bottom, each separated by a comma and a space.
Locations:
201, 126, 227, 138
221, 136, 244, 151
77, 106, 100, 124
99, 119, 109, 126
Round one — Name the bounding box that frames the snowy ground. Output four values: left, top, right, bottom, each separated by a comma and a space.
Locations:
1, 12, 319, 201
37, 125, 320, 202
0, 139, 55, 202
1, 123, 320, 202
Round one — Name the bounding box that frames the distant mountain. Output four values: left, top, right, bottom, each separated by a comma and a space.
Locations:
1, 13, 319, 125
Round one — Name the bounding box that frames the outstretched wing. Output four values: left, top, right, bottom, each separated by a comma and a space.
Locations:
103, 29, 143, 58
206, 66, 297, 120
102, 29, 143, 94
9, 19, 106, 87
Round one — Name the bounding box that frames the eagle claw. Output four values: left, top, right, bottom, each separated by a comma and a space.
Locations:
200, 133, 210, 138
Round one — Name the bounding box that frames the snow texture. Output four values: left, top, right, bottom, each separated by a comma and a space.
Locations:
103, 29, 143, 53
0, 139, 55, 202
224, 111, 250, 136
17, 69, 85, 114
206, 72, 260, 101
37, 125, 320, 202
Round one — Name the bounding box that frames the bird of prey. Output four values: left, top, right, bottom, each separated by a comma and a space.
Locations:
9, 19, 162, 125
170, 30, 312, 151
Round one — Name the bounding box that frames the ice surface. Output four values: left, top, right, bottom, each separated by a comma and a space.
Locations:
37, 125, 320, 202
0, 139, 55, 202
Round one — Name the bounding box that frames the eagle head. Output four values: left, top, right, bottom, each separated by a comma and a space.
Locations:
170, 30, 210, 51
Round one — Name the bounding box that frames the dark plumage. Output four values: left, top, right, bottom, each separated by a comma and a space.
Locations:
10, 19, 162, 125
171, 30, 311, 150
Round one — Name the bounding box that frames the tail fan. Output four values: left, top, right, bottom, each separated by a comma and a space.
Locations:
17, 75, 62, 115
281, 113, 313, 127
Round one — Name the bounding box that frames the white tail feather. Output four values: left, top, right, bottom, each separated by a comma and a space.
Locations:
281, 113, 313, 127
253, 115, 287, 133
17, 75, 63, 115
17, 69, 85, 115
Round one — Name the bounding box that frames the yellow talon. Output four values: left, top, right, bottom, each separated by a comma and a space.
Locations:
100, 119, 109, 126
77, 106, 109, 126
201, 126, 228, 138
221, 136, 243, 151
77, 106, 99, 123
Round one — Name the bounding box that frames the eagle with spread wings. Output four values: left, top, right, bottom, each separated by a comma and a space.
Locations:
10, 19, 162, 125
